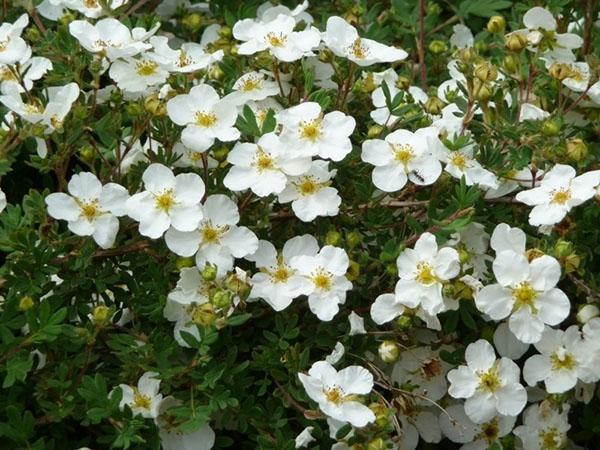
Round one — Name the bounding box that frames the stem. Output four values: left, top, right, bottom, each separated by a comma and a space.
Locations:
582, 0, 595, 55
418, 0, 428, 90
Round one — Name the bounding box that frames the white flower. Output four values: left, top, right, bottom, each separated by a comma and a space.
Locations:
294, 426, 315, 448
513, 402, 571, 450
450, 24, 474, 49
298, 361, 375, 427
278, 160, 341, 222
485, 166, 543, 199
224, 132, 311, 197
248, 235, 317, 311
447, 339, 527, 423
492, 322, 529, 360
441, 146, 499, 190
126, 163, 204, 239
165, 194, 258, 275
68, 0, 129, 19
69, 18, 158, 61
439, 404, 515, 450
149, 36, 223, 73
562, 62, 590, 92
396, 405, 442, 450
475, 251, 569, 344
516, 164, 600, 226
172, 141, 217, 169
45, 172, 129, 249
577, 304, 600, 324
323, 16, 407, 66
395, 232, 460, 316
233, 14, 320, 62
118, 371, 163, 419
523, 325, 597, 393
0, 14, 29, 65
257, 0, 313, 25
109, 56, 169, 94
246, 98, 283, 128
290, 245, 352, 321
518, 103, 550, 122
229, 71, 280, 104
490, 222, 526, 255
276, 102, 356, 161
157, 397, 215, 450
361, 127, 443, 192
0, 82, 80, 134
0, 53, 52, 95
348, 311, 366, 335
167, 84, 240, 149
325, 342, 345, 365
392, 346, 449, 402
0, 187, 6, 213
448, 222, 490, 279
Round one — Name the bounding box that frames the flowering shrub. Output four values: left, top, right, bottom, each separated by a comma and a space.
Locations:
2, 0, 600, 449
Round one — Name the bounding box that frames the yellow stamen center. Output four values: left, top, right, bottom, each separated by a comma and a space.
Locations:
415, 262, 436, 285
299, 118, 323, 142
195, 111, 217, 127
297, 177, 319, 196
312, 269, 332, 291
0, 67, 15, 81
349, 38, 369, 59
324, 386, 345, 405
478, 420, 500, 443
154, 189, 176, 213
80, 201, 100, 221
240, 76, 262, 92
392, 143, 415, 167
132, 389, 152, 410
266, 32, 287, 47
512, 282, 538, 312
177, 51, 192, 67
252, 148, 275, 171
539, 428, 562, 450
450, 153, 467, 170
550, 350, 576, 371
136, 60, 159, 77
478, 368, 501, 393
551, 189, 571, 205
271, 265, 292, 283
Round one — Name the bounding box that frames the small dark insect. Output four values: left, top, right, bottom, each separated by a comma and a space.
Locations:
410, 170, 425, 183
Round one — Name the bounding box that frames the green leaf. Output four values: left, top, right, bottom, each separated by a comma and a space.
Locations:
458, 0, 512, 18
3, 353, 33, 388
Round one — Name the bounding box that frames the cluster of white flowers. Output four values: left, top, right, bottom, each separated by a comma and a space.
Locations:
0, 1, 592, 448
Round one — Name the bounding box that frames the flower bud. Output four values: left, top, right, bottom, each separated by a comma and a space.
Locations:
369, 402, 390, 429
25, 28, 40, 42
395, 315, 412, 330
577, 304, 600, 324
181, 13, 203, 32
211, 289, 233, 309
525, 248, 545, 262
563, 253, 581, 274
92, 305, 110, 324
324, 230, 342, 246
487, 16, 506, 33
474, 41, 488, 54
144, 94, 166, 117
378, 340, 400, 363
212, 145, 229, 162
385, 263, 398, 277
201, 263, 218, 281
79, 145, 95, 164
126, 102, 144, 117
218, 25, 232, 38
19, 296, 34, 311
566, 138, 588, 162
505, 33, 528, 52
457, 48, 475, 63
367, 438, 386, 450
346, 260, 360, 281
229, 44, 239, 56
59, 11, 75, 26
318, 48, 334, 63
549, 63, 573, 81
190, 303, 216, 326
502, 54, 519, 74
474, 62, 498, 82
367, 124, 384, 138
424, 96, 445, 115
553, 240, 573, 258
428, 40, 447, 54
346, 231, 362, 249
208, 65, 225, 81
541, 119, 561, 136
474, 81, 492, 102
176, 257, 195, 270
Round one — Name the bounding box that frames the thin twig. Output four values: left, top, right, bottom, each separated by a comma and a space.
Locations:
417, 0, 428, 90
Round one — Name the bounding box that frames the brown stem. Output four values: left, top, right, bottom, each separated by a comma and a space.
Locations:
582, 0, 595, 55
404, 207, 473, 247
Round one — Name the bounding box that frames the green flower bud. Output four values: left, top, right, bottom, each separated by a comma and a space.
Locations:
457, 48, 476, 63
487, 15, 506, 33
428, 40, 447, 54
563, 253, 581, 274
474, 81, 492, 102
502, 54, 519, 74
367, 124, 383, 138
424, 96, 445, 115
474, 41, 488, 54
212, 145, 229, 162
346, 231, 362, 249
378, 340, 400, 363
318, 48, 334, 63
92, 305, 110, 324
25, 28, 40, 42
181, 13, 203, 32
360, 73, 377, 93
218, 25, 232, 38
201, 263, 218, 281
176, 257, 195, 270
211, 289, 233, 309
566, 138, 588, 162
385, 263, 398, 277
505, 33, 527, 52
19, 296, 34, 311
208, 65, 225, 81
79, 146, 95, 164
367, 438, 386, 450
347, 260, 360, 281
395, 315, 412, 330
474, 62, 498, 82
553, 240, 573, 258
369, 402, 390, 429
325, 230, 342, 246
126, 102, 144, 117
59, 11, 75, 26
144, 94, 167, 117
541, 119, 561, 136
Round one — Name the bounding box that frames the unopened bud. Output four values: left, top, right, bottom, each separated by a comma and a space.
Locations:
325, 230, 342, 246
395, 315, 412, 330
428, 40, 447, 54
487, 16, 506, 33
201, 263, 218, 281
367, 124, 384, 138
378, 340, 400, 363
549, 63, 573, 81
92, 305, 110, 324
211, 289, 233, 309
566, 138, 588, 162
577, 304, 600, 324
144, 94, 166, 117
346, 231, 362, 249
176, 257, 195, 270
474, 62, 498, 82
505, 33, 528, 52
367, 438, 386, 450
502, 54, 519, 74
369, 402, 390, 428
208, 65, 225, 81
424, 96, 445, 115
347, 260, 360, 281
19, 296, 34, 311
474, 81, 492, 102
541, 119, 561, 136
